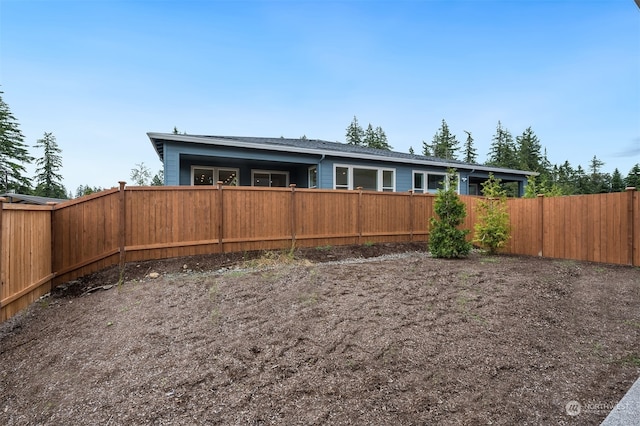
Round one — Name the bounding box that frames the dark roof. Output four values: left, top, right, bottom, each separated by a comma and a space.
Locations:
147, 133, 537, 176
0, 193, 66, 205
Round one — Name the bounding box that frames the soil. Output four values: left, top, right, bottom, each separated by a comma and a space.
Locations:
1, 242, 639, 425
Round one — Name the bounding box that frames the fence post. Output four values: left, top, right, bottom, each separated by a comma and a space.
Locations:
118, 182, 126, 278
46, 202, 57, 291
290, 184, 297, 250
217, 181, 224, 251
0, 197, 5, 299
537, 194, 544, 257
357, 187, 363, 244
626, 187, 636, 266
409, 190, 414, 242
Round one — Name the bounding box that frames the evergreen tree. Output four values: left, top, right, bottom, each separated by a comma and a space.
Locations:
486, 121, 517, 169
428, 169, 471, 258
610, 168, 625, 192
345, 116, 364, 146
371, 126, 392, 150
624, 164, 640, 189
408, 146, 415, 155
516, 127, 543, 172
33, 132, 66, 198
75, 184, 103, 198
421, 140, 431, 156
462, 130, 477, 163
363, 123, 376, 147
574, 165, 590, 194
430, 119, 459, 160
151, 169, 164, 186
587, 155, 608, 193
0, 89, 33, 192
474, 174, 511, 254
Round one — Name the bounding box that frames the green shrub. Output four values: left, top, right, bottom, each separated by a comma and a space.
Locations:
473, 173, 511, 254
428, 170, 472, 258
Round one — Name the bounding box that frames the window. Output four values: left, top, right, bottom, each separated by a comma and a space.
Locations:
308, 166, 318, 188
334, 165, 395, 191
413, 172, 425, 193
413, 171, 457, 194
335, 166, 349, 189
251, 170, 289, 187
192, 167, 239, 186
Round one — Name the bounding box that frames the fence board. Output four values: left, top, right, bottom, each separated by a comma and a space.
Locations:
1, 205, 53, 322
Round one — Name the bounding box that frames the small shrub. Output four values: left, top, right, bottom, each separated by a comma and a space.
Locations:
428, 169, 472, 258
474, 173, 511, 254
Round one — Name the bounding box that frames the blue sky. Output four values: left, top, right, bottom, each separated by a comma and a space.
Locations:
1, 0, 638, 193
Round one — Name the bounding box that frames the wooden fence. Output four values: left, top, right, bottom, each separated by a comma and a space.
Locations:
1, 185, 638, 322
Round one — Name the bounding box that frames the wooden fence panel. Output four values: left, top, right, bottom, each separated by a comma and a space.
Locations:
294, 189, 359, 247
410, 193, 433, 242
124, 186, 221, 261
634, 190, 640, 266
52, 190, 120, 285
360, 191, 412, 243
222, 186, 293, 252
504, 197, 539, 256
1, 204, 53, 322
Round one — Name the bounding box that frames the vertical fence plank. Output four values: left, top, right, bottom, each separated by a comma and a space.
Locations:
627, 188, 635, 265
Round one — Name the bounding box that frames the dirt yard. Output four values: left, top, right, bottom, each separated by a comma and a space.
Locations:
1, 243, 639, 425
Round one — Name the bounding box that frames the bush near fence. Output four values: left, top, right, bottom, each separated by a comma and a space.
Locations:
1, 184, 638, 322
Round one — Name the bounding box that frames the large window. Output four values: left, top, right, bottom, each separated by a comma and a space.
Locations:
252, 170, 289, 187
333, 165, 395, 191
413, 171, 457, 193
192, 167, 239, 186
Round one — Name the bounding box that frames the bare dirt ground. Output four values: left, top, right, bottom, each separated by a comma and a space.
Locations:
1, 242, 639, 425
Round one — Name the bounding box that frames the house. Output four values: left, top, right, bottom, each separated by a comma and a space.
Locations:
147, 133, 536, 196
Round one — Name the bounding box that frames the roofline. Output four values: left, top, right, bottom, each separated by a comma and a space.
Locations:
147, 132, 538, 177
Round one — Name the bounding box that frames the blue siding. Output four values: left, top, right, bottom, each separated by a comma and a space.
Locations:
162, 141, 528, 196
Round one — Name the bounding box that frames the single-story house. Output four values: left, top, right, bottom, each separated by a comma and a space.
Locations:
148, 133, 536, 196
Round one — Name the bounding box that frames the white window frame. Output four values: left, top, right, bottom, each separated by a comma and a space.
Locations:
251, 169, 290, 187
191, 166, 239, 186
333, 164, 396, 192
412, 170, 460, 194
308, 166, 318, 189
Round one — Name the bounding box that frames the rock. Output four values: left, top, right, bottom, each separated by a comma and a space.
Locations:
148, 272, 160, 279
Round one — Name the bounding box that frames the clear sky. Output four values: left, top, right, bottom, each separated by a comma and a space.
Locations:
1, 0, 638, 194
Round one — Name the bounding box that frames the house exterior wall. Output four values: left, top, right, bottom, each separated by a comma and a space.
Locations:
161, 141, 528, 196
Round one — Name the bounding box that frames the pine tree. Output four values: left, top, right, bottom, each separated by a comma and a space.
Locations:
430, 119, 459, 160
486, 121, 517, 169
625, 164, 640, 189
588, 155, 608, 193
33, 132, 66, 198
428, 169, 471, 258
151, 169, 164, 186
421, 140, 431, 156
345, 116, 364, 146
462, 130, 477, 163
363, 123, 376, 148
408, 146, 415, 155
516, 127, 543, 172
371, 126, 392, 150
75, 184, 103, 198
0, 89, 33, 192
610, 168, 625, 192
